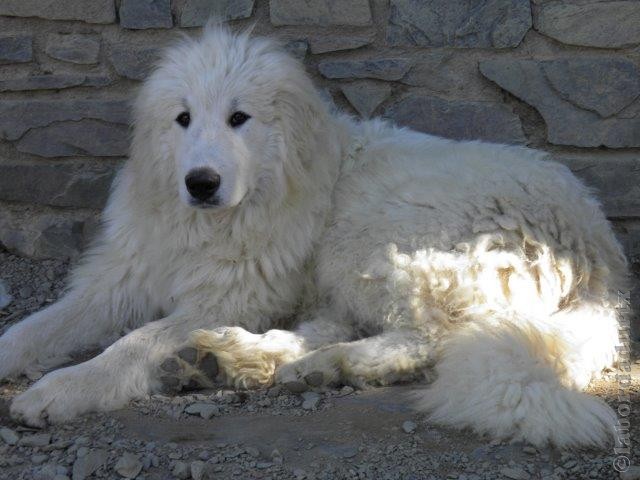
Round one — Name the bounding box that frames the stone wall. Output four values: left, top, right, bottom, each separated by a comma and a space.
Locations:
0, 0, 638, 328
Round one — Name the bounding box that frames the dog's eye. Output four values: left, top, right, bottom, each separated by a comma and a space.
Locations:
228, 111, 251, 128
175, 111, 190, 128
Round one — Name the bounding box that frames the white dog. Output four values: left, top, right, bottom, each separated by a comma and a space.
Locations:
0, 26, 627, 448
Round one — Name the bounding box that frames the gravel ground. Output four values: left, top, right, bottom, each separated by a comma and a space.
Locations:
0, 250, 639, 480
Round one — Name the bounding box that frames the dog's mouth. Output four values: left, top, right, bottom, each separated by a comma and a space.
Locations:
189, 196, 221, 209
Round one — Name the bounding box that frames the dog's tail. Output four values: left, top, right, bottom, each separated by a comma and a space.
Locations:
413, 311, 620, 448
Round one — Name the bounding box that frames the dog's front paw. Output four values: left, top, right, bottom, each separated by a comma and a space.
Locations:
10, 363, 126, 427
11, 369, 80, 427
158, 327, 304, 391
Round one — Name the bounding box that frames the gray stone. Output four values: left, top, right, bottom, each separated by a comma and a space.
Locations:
184, 403, 220, 419
307, 33, 374, 54
535, 1, 640, 48
319, 58, 411, 81
387, 0, 531, 48
19, 433, 51, 447
119, 0, 172, 29
45, 34, 100, 64
499, 467, 530, 480
0, 98, 129, 141
30, 213, 90, 258
553, 152, 640, 219
402, 420, 416, 433
301, 391, 321, 410
384, 94, 525, 144
114, 452, 142, 479
0, 162, 117, 209
72, 448, 108, 480
0, 0, 115, 24
0, 206, 97, 259
172, 461, 189, 480
0, 35, 32, 64
270, 0, 372, 26
180, 0, 254, 27
0, 74, 110, 92
109, 44, 158, 81
32, 454, 49, 465
341, 82, 391, 118
17, 119, 129, 157
479, 58, 640, 148
190, 461, 206, 480
542, 59, 640, 118
0, 427, 19, 445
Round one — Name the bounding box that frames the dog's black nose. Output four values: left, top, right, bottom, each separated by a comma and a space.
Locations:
185, 168, 221, 202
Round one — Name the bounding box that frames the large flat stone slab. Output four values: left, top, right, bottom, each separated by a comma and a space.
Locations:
0, 99, 129, 141
0, 0, 115, 24
270, 0, 372, 26
179, 0, 254, 27
384, 94, 525, 144
480, 58, 640, 148
387, 0, 531, 48
534, 1, 640, 48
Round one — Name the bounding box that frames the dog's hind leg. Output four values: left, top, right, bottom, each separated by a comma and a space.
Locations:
274, 328, 435, 390
158, 307, 356, 390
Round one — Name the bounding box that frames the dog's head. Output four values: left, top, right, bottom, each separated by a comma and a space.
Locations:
132, 24, 331, 212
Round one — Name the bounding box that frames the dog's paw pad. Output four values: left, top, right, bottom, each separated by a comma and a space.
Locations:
177, 347, 198, 364
157, 348, 220, 394
198, 353, 219, 380
160, 358, 182, 374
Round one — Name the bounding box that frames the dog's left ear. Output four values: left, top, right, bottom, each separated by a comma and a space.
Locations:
273, 66, 335, 172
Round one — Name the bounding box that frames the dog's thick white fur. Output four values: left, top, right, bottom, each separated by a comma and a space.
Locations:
0, 26, 627, 448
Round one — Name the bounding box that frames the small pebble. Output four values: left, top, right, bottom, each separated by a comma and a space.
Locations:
0, 427, 19, 446
172, 461, 190, 479
340, 386, 354, 396
301, 391, 321, 410
402, 421, 417, 434
19, 433, 51, 447
190, 460, 206, 480
114, 452, 143, 478
184, 403, 220, 419
500, 467, 530, 480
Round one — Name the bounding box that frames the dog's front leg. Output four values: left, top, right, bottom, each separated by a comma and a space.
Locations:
9, 308, 209, 427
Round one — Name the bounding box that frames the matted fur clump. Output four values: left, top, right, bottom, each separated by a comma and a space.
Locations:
0, 25, 627, 448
